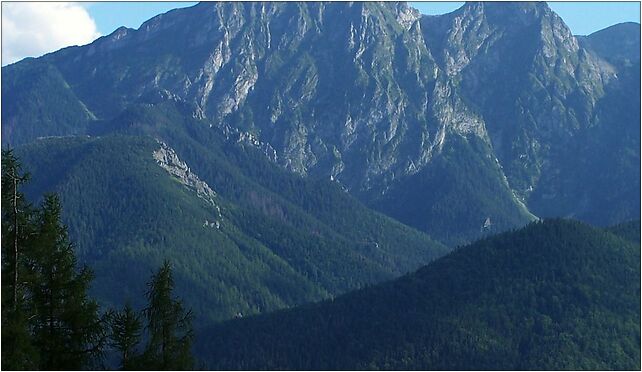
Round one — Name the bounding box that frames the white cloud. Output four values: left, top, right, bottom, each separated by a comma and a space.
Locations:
2, 2, 101, 65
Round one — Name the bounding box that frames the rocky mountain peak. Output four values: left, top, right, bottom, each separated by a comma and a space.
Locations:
470, 1, 550, 23
390, 2, 422, 30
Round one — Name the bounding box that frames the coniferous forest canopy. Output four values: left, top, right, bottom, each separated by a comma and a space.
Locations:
1, 1, 640, 370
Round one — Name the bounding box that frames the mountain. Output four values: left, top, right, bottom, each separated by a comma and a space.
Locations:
3, 2, 638, 245
2, 3, 640, 367
14, 104, 447, 323
578, 22, 640, 70
2, 0, 640, 314
423, 3, 640, 226
198, 219, 641, 370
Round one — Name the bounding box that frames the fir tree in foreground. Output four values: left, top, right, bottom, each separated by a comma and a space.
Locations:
108, 263, 194, 371
29, 194, 109, 369
142, 261, 194, 370
1, 150, 38, 369
110, 303, 143, 370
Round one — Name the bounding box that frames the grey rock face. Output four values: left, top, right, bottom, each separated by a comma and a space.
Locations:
153, 139, 221, 217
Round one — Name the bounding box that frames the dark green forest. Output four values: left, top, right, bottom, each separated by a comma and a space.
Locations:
198, 219, 641, 370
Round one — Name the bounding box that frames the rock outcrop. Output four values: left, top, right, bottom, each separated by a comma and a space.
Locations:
153, 140, 222, 221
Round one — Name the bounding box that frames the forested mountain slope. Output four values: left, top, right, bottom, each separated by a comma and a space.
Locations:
199, 219, 640, 370
15, 116, 446, 323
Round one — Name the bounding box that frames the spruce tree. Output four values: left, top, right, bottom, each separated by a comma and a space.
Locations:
29, 194, 108, 369
1, 150, 38, 369
111, 303, 143, 370
142, 260, 194, 370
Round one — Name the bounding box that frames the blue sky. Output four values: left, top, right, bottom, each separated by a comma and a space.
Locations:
84, 2, 197, 34
85, 2, 640, 37
2, 2, 640, 66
